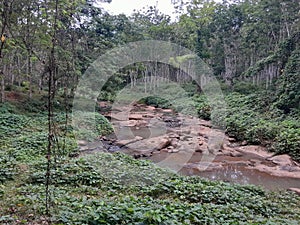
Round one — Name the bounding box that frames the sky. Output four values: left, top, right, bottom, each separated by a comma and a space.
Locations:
100, 0, 178, 19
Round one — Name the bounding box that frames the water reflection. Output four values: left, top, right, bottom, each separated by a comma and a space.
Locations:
180, 164, 300, 191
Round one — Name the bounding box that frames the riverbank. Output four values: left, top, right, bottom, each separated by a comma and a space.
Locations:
80, 102, 300, 192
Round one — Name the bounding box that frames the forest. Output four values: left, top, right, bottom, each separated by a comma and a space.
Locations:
0, 0, 300, 224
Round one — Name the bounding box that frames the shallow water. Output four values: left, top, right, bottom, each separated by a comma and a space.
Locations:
148, 151, 300, 191
179, 164, 300, 191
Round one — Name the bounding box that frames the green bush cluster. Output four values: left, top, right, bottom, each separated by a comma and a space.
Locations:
72, 111, 113, 141
193, 94, 211, 120
0, 153, 18, 183
141, 96, 171, 109
0, 102, 18, 114
273, 122, 300, 161
191, 91, 300, 160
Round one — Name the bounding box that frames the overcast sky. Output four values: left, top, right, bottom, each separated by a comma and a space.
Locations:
100, 0, 178, 19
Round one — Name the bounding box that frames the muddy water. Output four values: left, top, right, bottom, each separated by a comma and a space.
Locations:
180, 164, 300, 191
148, 151, 300, 191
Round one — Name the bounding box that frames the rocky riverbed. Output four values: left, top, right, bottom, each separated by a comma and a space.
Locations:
79, 102, 300, 193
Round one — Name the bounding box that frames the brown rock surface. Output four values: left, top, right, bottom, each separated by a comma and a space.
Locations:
288, 188, 300, 196
268, 154, 294, 166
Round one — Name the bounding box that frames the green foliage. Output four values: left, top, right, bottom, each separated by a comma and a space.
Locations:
28, 152, 170, 188
0, 153, 18, 183
0, 109, 300, 224
72, 112, 113, 141
193, 94, 211, 120
1, 152, 298, 224
0, 113, 30, 138
1, 0, 300, 223
232, 81, 261, 95
140, 96, 171, 109
273, 121, 300, 161
274, 48, 300, 113
192, 91, 300, 160
0, 102, 18, 114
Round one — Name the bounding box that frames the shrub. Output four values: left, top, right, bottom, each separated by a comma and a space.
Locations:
273, 120, 300, 161
0, 153, 18, 183
0, 102, 17, 114
232, 81, 261, 95
193, 94, 211, 120
72, 111, 113, 141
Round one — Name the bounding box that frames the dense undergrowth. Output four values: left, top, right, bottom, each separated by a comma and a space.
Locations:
1, 150, 300, 224
0, 100, 300, 224
195, 90, 300, 161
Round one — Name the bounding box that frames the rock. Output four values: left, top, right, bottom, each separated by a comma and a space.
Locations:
249, 159, 262, 166
248, 164, 300, 179
118, 120, 137, 127
98, 101, 109, 108
161, 148, 170, 152
185, 161, 223, 171
78, 140, 88, 146
237, 145, 273, 158
162, 109, 173, 113
181, 128, 191, 135
288, 188, 300, 196
133, 154, 141, 159
230, 152, 243, 157
280, 165, 300, 172
167, 146, 174, 150
156, 138, 171, 150
228, 137, 236, 142
268, 154, 294, 167
207, 141, 223, 154
170, 138, 178, 148
116, 136, 143, 147
109, 112, 127, 121
198, 140, 204, 146
198, 120, 212, 128
129, 114, 144, 120
101, 136, 108, 141
135, 136, 143, 140
195, 146, 207, 153
241, 140, 248, 146
180, 135, 192, 141
146, 106, 156, 111
168, 133, 180, 139
136, 120, 148, 127
198, 130, 209, 139
143, 114, 155, 118
167, 148, 180, 153
133, 149, 153, 158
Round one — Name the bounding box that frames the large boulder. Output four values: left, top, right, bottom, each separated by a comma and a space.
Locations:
288, 188, 300, 196
268, 154, 294, 166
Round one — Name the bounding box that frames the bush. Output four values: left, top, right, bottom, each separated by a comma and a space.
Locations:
0, 113, 30, 138
232, 81, 261, 95
273, 120, 300, 161
0, 153, 18, 183
140, 96, 171, 109
72, 111, 113, 141
0, 102, 18, 114
193, 95, 211, 120
245, 119, 278, 145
